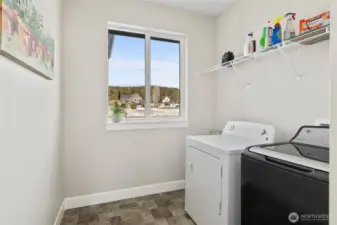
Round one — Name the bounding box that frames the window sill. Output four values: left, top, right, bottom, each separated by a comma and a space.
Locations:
106, 119, 189, 131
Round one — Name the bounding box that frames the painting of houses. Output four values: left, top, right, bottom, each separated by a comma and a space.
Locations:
0, 0, 55, 79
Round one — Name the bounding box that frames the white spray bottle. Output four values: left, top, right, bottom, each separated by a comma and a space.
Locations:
284, 13, 296, 40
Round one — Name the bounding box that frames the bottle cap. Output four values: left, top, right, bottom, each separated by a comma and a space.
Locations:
273, 16, 283, 24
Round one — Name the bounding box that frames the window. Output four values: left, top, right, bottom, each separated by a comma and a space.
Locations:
107, 23, 187, 130
150, 37, 180, 117
108, 31, 146, 119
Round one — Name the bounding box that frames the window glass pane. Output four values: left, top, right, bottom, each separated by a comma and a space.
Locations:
150, 38, 180, 117
108, 33, 145, 119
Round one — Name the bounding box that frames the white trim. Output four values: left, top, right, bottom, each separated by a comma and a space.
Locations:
107, 22, 187, 40
145, 34, 151, 118
64, 180, 185, 210
53, 201, 65, 225
181, 36, 188, 121
107, 22, 188, 130
106, 120, 188, 131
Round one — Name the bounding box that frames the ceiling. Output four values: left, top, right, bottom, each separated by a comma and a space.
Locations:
144, 0, 236, 17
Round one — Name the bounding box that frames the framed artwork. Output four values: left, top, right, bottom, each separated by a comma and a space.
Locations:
0, 0, 54, 80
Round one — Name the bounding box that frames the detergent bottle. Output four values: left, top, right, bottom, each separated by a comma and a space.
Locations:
284, 13, 296, 40
249, 32, 256, 53
244, 33, 253, 56
272, 16, 283, 45
260, 21, 273, 50
260, 26, 267, 50
266, 21, 273, 47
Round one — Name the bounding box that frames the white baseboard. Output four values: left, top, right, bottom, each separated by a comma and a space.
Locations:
64, 180, 185, 210
53, 201, 65, 225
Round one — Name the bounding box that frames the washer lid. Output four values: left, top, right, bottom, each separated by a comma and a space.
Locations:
249, 145, 329, 172
187, 134, 254, 155
261, 143, 329, 163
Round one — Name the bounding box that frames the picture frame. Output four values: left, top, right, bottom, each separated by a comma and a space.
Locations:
0, 0, 55, 80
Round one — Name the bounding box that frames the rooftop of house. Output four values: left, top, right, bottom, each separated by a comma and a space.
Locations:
120, 93, 143, 101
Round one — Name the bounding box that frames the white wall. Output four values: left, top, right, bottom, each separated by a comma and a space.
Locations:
216, 0, 331, 141
0, 0, 63, 224
330, 0, 336, 223
62, 0, 216, 197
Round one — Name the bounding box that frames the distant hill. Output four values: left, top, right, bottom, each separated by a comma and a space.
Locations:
108, 86, 180, 103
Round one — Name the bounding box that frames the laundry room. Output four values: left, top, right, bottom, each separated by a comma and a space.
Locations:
1, 0, 336, 225
194, 1, 332, 224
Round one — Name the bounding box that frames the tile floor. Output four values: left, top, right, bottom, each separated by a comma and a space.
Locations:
61, 190, 196, 225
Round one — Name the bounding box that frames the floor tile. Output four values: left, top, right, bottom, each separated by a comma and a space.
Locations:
168, 205, 185, 217
61, 215, 78, 225
139, 207, 155, 223
154, 195, 173, 207
110, 216, 122, 225
138, 199, 158, 210
170, 198, 184, 209
120, 209, 140, 221
118, 198, 137, 209
153, 218, 169, 225
136, 194, 157, 202
167, 215, 195, 225
151, 207, 173, 219
60, 190, 194, 225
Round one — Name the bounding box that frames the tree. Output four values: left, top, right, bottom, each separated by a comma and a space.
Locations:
130, 102, 137, 109
108, 86, 179, 102
26, 4, 44, 36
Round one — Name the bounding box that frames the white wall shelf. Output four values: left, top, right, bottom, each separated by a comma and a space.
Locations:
204, 25, 330, 75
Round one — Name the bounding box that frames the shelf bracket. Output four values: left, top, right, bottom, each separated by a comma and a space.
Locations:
277, 45, 302, 79
230, 61, 251, 88
230, 61, 240, 75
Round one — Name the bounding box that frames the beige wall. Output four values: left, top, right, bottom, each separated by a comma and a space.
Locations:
0, 0, 63, 224
62, 0, 216, 197
330, 0, 336, 223
215, 0, 331, 141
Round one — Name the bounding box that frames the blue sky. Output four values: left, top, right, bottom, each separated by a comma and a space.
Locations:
109, 35, 180, 88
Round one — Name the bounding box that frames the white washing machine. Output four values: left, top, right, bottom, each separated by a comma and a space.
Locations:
185, 121, 275, 225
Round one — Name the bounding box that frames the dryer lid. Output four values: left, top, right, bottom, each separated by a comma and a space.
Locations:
187, 121, 276, 155
187, 134, 255, 155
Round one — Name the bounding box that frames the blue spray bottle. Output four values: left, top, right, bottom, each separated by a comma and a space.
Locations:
272, 16, 283, 45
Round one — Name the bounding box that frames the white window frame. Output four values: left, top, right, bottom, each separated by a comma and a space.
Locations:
106, 22, 188, 131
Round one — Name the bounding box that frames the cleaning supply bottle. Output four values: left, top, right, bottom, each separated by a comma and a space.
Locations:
260, 26, 267, 50
260, 21, 273, 50
266, 21, 273, 47
244, 33, 253, 56
249, 32, 256, 53
272, 16, 283, 45
284, 13, 296, 40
